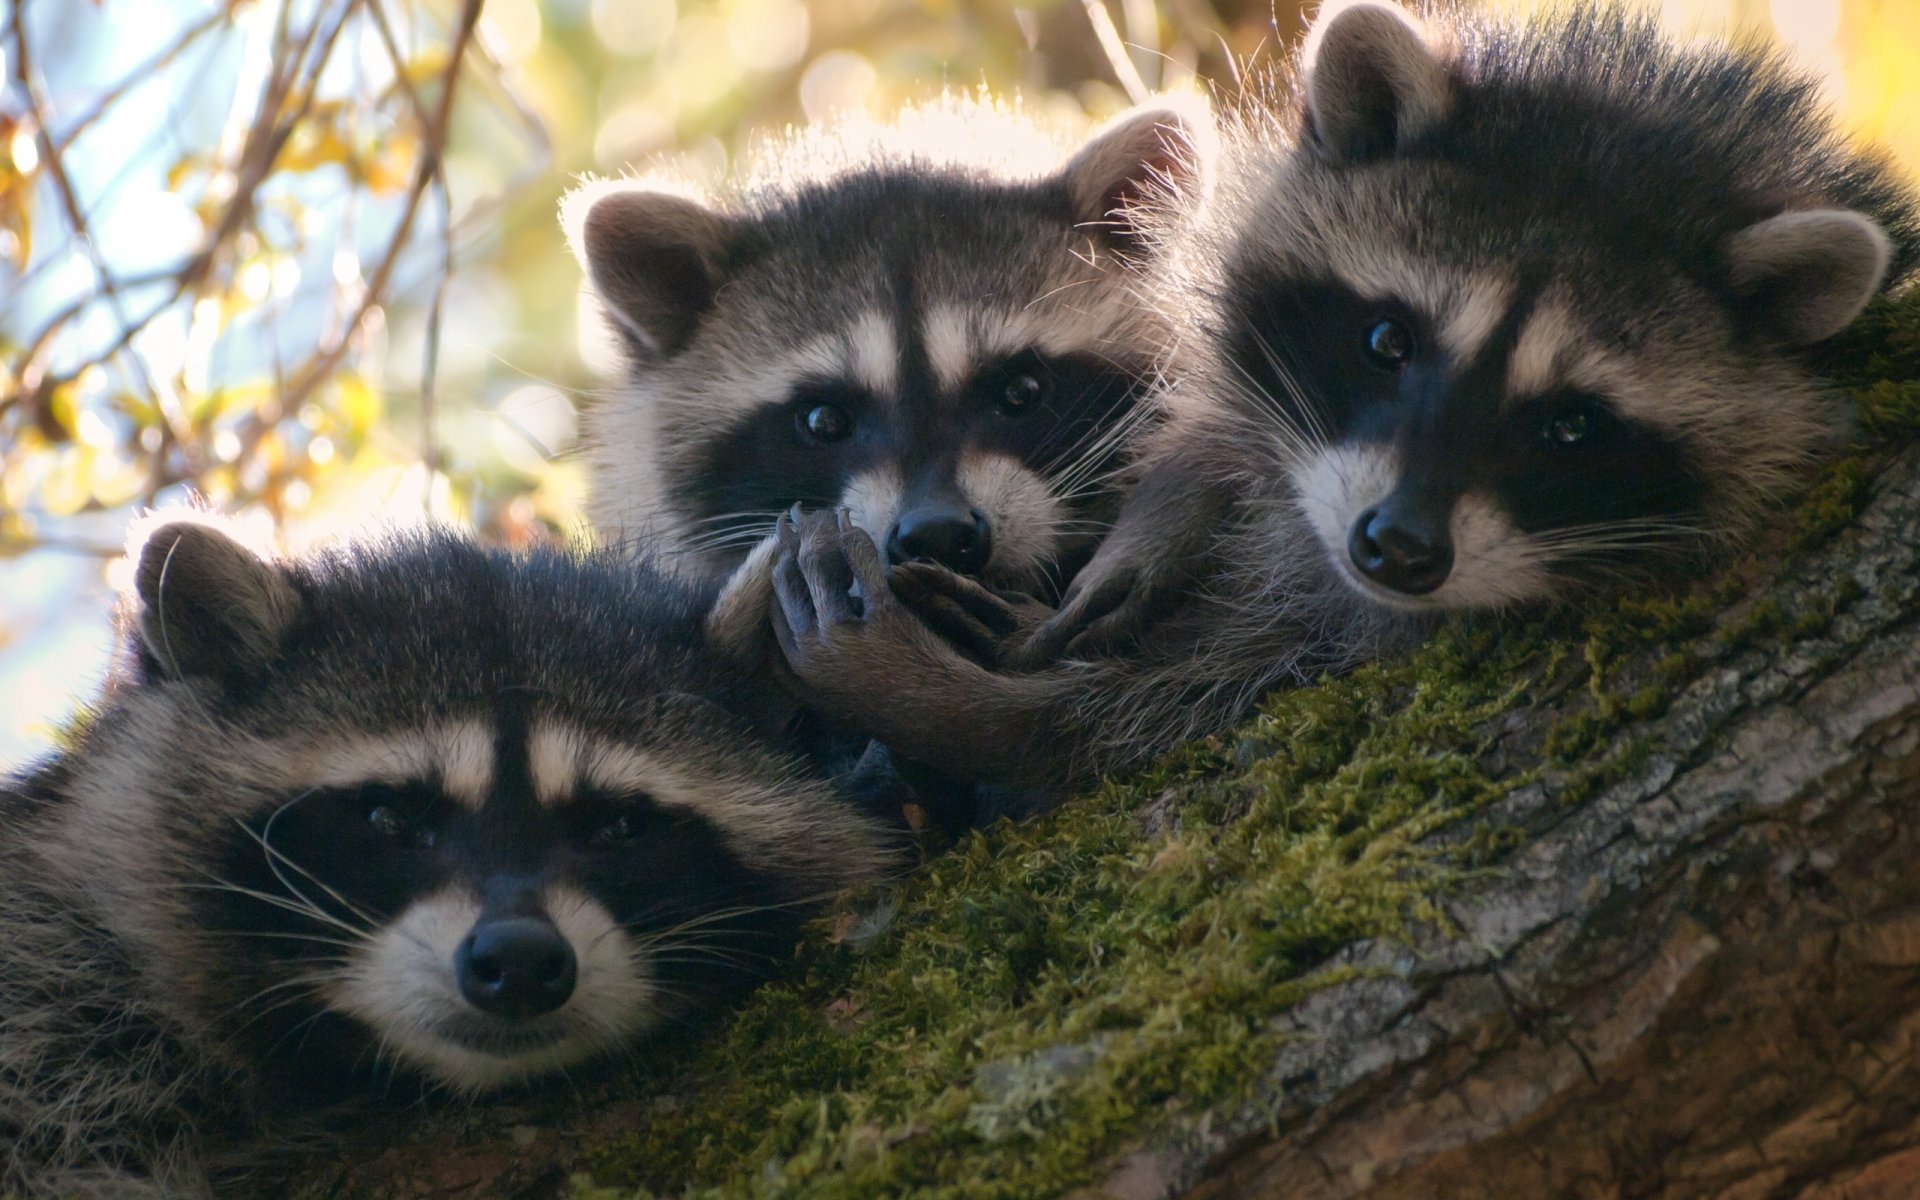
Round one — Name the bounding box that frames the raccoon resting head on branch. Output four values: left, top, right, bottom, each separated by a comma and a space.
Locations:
0, 518, 899, 1198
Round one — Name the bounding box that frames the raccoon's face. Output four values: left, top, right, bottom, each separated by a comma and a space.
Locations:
569, 99, 1213, 597
662, 292, 1149, 597
1219, 0, 1894, 612
55, 521, 887, 1095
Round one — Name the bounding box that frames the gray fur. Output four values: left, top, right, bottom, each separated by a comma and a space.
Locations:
563, 95, 1212, 592
1, 521, 898, 1196
770, 2, 1918, 799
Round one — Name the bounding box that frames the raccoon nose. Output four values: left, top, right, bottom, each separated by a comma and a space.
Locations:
456, 917, 577, 1019
1348, 505, 1454, 596
886, 506, 992, 575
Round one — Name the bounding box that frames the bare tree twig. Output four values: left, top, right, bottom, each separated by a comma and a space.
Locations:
274, 0, 484, 427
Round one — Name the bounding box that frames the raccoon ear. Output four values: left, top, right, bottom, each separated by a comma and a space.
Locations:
564, 183, 733, 358
1725, 209, 1893, 345
1058, 95, 1215, 257
1303, 0, 1453, 163
133, 520, 300, 683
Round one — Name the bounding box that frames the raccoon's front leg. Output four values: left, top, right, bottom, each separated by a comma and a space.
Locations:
769, 510, 1071, 788
1017, 456, 1232, 665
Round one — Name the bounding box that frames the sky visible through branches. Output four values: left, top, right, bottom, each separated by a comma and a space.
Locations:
0, 0, 1913, 765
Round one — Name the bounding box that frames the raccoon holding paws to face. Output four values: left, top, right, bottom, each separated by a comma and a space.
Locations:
0, 519, 897, 1198
766, 0, 1918, 799
564, 94, 1213, 600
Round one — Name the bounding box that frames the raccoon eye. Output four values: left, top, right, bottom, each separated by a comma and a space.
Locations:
1363, 318, 1415, 368
587, 813, 637, 849
1540, 395, 1613, 449
367, 805, 411, 841
797, 403, 852, 444
999, 372, 1048, 416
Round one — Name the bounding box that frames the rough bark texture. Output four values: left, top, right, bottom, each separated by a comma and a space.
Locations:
285, 304, 1920, 1200
1135, 444, 1920, 1200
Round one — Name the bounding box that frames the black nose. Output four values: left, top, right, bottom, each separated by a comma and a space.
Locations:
886, 506, 992, 575
455, 917, 577, 1019
1348, 505, 1454, 595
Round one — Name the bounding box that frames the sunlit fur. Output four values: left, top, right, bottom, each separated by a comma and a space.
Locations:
1180, 2, 1919, 615
0, 522, 897, 1198
762, 2, 1918, 804
564, 92, 1212, 597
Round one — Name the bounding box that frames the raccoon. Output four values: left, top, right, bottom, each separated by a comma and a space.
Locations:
758, 1, 1918, 797
0, 518, 897, 1198
561, 93, 1213, 599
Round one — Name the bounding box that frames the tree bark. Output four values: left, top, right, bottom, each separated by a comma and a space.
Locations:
1067, 446, 1920, 1200
293, 448, 1920, 1199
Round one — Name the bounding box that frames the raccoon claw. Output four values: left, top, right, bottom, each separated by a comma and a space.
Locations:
773, 509, 877, 638
770, 508, 904, 679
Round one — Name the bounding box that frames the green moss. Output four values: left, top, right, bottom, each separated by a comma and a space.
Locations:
312, 291, 1920, 1200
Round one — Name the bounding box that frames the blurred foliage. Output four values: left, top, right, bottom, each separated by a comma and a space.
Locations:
0, 0, 1296, 565
0, 0, 1912, 760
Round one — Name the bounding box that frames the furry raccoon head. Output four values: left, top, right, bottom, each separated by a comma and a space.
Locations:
566, 95, 1213, 596
42, 519, 893, 1095
1205, 1, 1917, 612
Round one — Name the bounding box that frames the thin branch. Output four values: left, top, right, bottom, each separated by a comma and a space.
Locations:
1081, 0, 1152, 103
274, 0, 484, 425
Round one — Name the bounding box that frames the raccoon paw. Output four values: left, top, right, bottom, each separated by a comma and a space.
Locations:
1016, 558, 1166, 666
770, 507, 939, 687
888, 563, 1054, 667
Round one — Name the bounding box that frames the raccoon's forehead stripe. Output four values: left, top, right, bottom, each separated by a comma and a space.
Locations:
681, 315, 896, 426
1437, 276, 1517, 364
919, 301, 1148, 393
844, 309, 898, 397
293, 724, 492, 808
1507, 298, 1584, 397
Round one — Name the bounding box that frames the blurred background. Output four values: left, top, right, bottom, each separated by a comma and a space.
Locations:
0, 0, 1914, 766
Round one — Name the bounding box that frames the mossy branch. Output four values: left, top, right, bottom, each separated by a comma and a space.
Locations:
291, 290, 1920, 1200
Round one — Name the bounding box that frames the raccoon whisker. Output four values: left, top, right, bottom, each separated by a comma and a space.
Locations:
1239, 324, 1333, 449
248, 802, 392, 938
1023, 275, 1103, 309
679, 529, 780, 555
179, 872, 372, 943
217, 969, 346, 1042
621, 894, 821, 941
201, 927, 369, 953
1046, 399, 1160, 498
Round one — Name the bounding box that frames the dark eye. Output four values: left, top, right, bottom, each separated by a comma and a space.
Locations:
367, 805, 410, 840
1541, 396, 1610, 448
797, 403, 851, 443
1363, 318, 1415, 368
998, 371, 1048, 416
587, 814, 634, 849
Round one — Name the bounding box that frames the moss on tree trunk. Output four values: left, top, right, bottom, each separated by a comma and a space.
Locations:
287, 291, 1920, 1200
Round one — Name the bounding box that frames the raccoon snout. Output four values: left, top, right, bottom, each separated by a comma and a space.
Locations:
886, 505, 992, 575
1349, 503, 1454, 596
455, 917, 578, 1019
